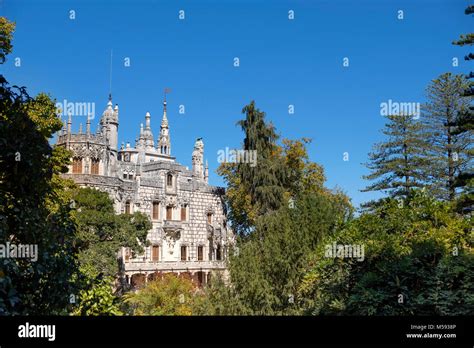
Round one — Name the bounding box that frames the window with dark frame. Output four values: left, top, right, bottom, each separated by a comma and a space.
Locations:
152, 245, 159, 262
167, 173, 173, 187
125, 201, 131, 215
181, 205, 187, 221
72, 157, 82, 174
90, 158, 99, 174
166, 206, 172, 220
207, 212, 212, 224
198, 246, 203, 261
181, 245, 187, 261
152, 202, 159, 220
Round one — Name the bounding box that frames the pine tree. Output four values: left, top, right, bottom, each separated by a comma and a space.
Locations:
362, 114, 427, 201
421, 73, 472, 201
237, 101, 288, 216
452, 5, 474, 212
218, 101, 288, 236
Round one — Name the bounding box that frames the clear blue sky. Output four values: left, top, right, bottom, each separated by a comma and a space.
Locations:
1, 0, 471, 208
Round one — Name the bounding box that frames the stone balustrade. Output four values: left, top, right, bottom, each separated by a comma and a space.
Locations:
124, 260, 227, 272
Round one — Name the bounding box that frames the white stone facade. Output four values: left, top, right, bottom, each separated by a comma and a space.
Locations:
57, 95, 233, 287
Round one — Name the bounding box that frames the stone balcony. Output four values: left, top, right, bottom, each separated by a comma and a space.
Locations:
162, 220, 184, 235
124, 260, 227, 272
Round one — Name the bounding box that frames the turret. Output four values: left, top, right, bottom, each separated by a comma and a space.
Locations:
157, 98, 171, 156
143, 112, 154, 150
100, 94, 119, 152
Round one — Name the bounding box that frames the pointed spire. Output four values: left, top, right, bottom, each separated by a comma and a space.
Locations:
157, 93, 172, 155
161, 99, 168, 128
67, 113, 72, 134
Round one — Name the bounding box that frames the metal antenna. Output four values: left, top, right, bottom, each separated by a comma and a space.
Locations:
109, 49, 113, 97
164, 87, 171, 102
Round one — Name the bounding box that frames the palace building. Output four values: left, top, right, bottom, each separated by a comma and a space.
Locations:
56, 95, 233, 288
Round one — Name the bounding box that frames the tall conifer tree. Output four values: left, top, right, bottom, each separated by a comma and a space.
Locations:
421, 73, 472, 201
362, 114, 427, 200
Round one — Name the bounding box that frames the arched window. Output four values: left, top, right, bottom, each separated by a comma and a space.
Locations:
207, 212, 213, 224
72, 157, 83, 174
166, 173, 173, 187
216, 244, 222, 261
90, 158, 99, 175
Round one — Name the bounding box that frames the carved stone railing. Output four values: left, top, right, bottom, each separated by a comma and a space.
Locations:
63, 174, 136, 190
124, 260, 227, 272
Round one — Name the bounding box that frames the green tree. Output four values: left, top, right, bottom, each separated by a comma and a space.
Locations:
209, 103, 352, 315
362, 114, 428, 202
218, 101, 288, 236
72, 187, 152, 279
452, 5, 474, 213
71, 265, 122, 316
0, 17, 15, 63
298, 192, 473, 315
421, 73, 472, 201
123, 273, 201, 315
0, 17, 78, 314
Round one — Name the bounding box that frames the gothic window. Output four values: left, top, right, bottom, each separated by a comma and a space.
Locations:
216, 245, 222, 261
197, 246, 203, 261
164, 146, 168, 154
166, 173, 173, 187
128, 174, 133, 180
125, 201, 131, 215
91, 158, 99, 175
180, 245, 187, 261
72, 157, 82, 174
152, 202, 159, 220
152, 245, 159, 262
207, 212, 213, 224
166, 206, 172, 220
180, 205, 187, 221
123, 173, 127, 179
